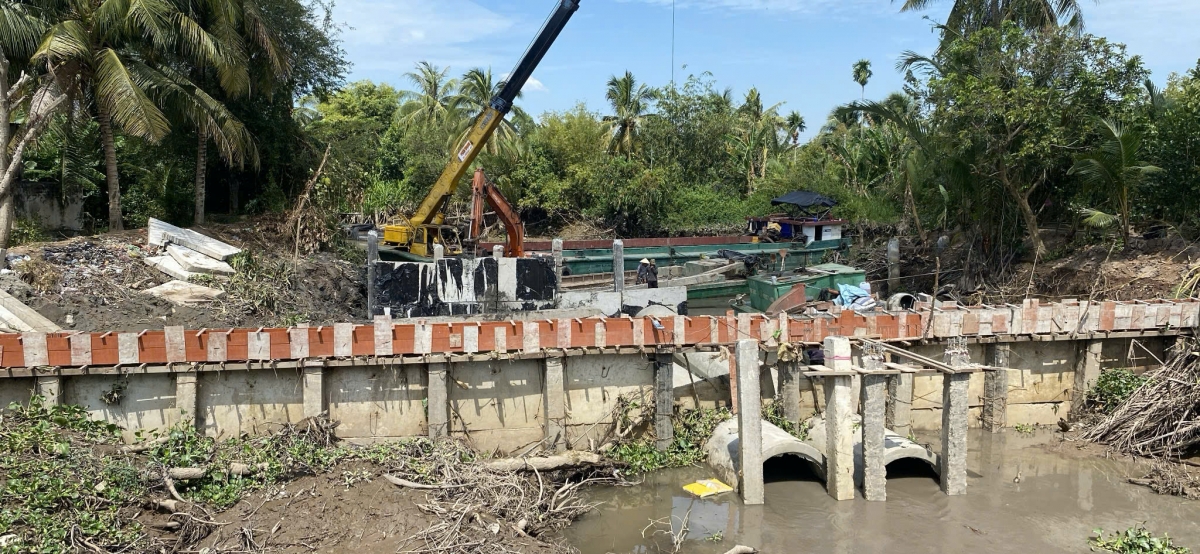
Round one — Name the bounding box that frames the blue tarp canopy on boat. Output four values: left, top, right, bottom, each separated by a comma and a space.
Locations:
770, 191, 838, 210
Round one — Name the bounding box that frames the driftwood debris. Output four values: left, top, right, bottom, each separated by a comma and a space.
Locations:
1084, 338, 1200, 456
723, 546, 757, 554
382, 474, 466, 490
480, 451, 603, 472
167, 463, 269, 481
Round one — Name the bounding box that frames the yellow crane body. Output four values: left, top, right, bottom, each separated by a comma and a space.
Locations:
380, 1, 580, 258
382, 107, 504, 257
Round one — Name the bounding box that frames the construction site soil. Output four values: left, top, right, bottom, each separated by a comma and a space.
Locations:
6, 217, 365, 332
156, 461, 563, 553
7, 219, 1197, 333
855, 230, 1200, 304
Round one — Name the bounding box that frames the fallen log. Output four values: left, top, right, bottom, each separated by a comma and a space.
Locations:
382, 474, 467, 490
122, 436, 169, 453
480, 451, 603, 472
723, 547, 757, 554
167, 463, 268, 481
155, 499, 182, 513
167, 468, 206, 480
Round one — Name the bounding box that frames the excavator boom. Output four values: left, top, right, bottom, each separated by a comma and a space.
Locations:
383, 0, 580, 257
468, 169, 525, 258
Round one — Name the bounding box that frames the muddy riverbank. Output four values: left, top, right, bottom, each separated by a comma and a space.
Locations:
565, 430, 1200, 553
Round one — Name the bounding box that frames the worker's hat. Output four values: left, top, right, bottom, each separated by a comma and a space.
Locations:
640, 258, 650, 264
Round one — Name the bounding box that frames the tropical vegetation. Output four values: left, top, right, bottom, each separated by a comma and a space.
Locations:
3, 0, 1200, 274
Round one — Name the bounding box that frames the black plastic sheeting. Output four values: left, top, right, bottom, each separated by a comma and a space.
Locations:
717, 249, 760, 271
770, 190, 838, 209
373, 257, 558, 317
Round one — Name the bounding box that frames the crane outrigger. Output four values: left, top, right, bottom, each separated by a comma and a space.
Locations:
382, 0, 581, 257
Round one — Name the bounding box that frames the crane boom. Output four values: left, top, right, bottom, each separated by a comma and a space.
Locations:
383, 0, 581, 257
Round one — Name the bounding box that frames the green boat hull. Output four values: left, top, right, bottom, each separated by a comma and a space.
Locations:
737, 263, 867, 313
686, 279, 749, 300
561, 239, 850, 276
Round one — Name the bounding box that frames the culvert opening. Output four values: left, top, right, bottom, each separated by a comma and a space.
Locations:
764, 454, 823, 483
885, 458, 940, 482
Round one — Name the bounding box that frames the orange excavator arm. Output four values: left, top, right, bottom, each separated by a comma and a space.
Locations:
468, 168, 525, 258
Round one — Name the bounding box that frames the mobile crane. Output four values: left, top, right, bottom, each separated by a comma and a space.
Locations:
381, 0, 581, 257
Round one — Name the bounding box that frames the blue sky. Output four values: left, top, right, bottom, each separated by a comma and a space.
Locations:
332, 0, 1200, 141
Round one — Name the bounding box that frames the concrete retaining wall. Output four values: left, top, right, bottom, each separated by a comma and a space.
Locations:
0, 334, 1175, 449
906, 338, 1168, 430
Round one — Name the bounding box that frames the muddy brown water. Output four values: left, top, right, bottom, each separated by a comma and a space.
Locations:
565, 430, 1200, 553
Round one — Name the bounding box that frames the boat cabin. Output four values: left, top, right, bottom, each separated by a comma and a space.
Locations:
746, 190, 846, 246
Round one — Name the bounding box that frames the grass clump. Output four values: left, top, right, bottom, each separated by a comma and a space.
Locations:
0, 397, 151, 553
763, 401, 809, 440
1086, 368, 1149, 414
1090, 525, 1190, 554
14, 254, 62, 293
137, 416, 347, 509
607, 401, 732, 474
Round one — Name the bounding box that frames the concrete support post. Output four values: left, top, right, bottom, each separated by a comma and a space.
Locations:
778, 359, 802, 427
735, 339, 764, 505
983, 344, 1010, 432
302, 362, 325, 419
824, 336, 855, 501
861, 351, 888, 502
544, 357, 566, 451
428, 363, 449, 438
1073, 340, 1103, 413
175, 373, 198, 420
886, 372, 914, 436
432, 243, 444, 263
887, 237, 901, 295
552, 239, 564, 286
940, 344, 970, 496
613, 240, 625, 293
654, 353, 675, 451
35, 375, 61, 405
366, 230, 379, 318
493, 245, 504, 260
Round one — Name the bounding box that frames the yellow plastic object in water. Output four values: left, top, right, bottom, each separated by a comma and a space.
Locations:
683, 478, 734, 498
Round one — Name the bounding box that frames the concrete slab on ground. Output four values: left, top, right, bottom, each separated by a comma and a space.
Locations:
148, 217, 241, 260
0, 289, 60, 332
144, 280, 226, 305
145, 255, 202, 281
166, 244, 235, 275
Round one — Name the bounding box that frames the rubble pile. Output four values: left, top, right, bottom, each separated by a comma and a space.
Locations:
40, 239, 155, 294
4, 215, 367, 332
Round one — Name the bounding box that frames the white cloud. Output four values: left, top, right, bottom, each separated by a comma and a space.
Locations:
502, 73, 549, 93
525, 77, 548, 92
335, 0, 524, 78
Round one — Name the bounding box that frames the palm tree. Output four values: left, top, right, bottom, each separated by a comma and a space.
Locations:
853, 60, 873, 100
895, 0, 1087, 39
32, 0, 247, 230
603, 71, 654, 158
785, 111, 807, 146
731, 88, 784, 192
190, 0, 292, 225
454, 67, 527, 156
397, 61, 460, 129
1068, 118, 1161, 248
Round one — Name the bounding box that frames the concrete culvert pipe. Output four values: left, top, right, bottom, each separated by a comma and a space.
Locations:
888, 293, 917, 311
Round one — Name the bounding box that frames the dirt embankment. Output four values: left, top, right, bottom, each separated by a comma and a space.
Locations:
7, 216, 366, 332
176, 461, 564, 553
858, 230, 1200, 303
